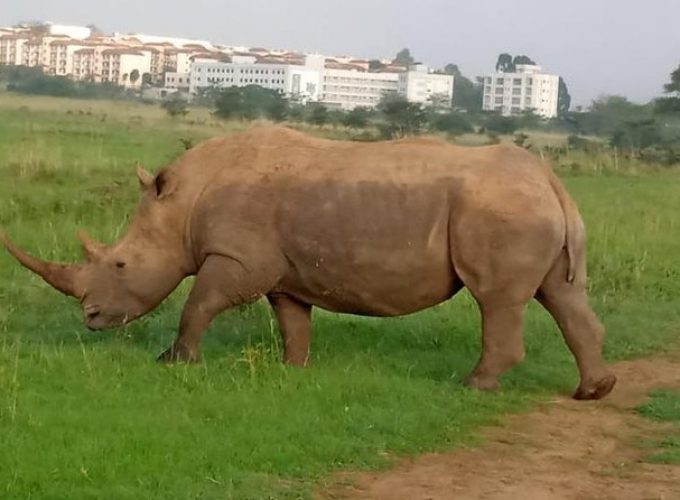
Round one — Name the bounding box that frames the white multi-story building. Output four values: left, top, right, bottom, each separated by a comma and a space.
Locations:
322, 69, 399, 110
398, 64, 454, 106
482, 64, 559, 118
189, 55, 322, 102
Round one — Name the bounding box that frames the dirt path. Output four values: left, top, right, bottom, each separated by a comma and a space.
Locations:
319, 354, 680, 500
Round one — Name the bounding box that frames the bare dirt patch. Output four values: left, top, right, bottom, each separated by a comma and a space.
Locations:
319, 355, 680, 500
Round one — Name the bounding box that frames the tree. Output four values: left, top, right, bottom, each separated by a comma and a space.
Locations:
343, 107, 370, 128
484, 114, 519, 135
496, 53, 536, 73
495, 53, 513, 72
656, 64, 680, 115
378, 93, 426, 138
512, 55, 536, 68
161, 95, 189, 118
663, 64, 680, 94
426, 92, 451, 111
129, 69, 140, 85
214, 85, 289, 121
141, 72, 153, 87
369, 59, 385, 71
444, 63, 483, 112
307, 104, 329, 126
394, 48, 415, 67
558, 77, 571, 115
430, 112, 473, 134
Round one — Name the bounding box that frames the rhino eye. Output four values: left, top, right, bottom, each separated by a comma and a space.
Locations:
115, 261, 126, 269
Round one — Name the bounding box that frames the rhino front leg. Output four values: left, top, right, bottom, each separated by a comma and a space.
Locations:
158, 254, 277, 363
267, 294, 312, 367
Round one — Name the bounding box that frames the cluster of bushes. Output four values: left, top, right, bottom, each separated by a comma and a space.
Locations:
0, 66, 133, 100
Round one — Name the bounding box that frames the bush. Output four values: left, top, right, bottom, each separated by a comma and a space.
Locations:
161, 96, 189, 118
430, 112, 473, 134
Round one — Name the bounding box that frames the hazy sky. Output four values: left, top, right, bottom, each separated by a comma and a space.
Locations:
3, 0, 679, 106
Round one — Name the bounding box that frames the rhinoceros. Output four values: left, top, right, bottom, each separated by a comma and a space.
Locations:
1, 125, 616, 399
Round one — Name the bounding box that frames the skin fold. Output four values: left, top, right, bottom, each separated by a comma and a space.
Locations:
1, 125, 617, 400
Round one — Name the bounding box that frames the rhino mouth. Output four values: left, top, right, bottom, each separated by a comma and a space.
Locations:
84, 308, 131, 331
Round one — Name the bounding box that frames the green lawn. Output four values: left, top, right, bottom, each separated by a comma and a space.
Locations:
636, 390, 680, 464
1, 93, 680, 499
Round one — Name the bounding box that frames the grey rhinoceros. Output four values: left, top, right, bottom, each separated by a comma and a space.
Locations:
2, 125, 616, 399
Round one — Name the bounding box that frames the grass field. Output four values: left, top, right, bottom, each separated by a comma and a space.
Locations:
1, 92, 680, 499
637, 390, 680, 464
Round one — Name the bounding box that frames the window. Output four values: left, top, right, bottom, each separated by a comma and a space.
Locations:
495, 87, 503, 94
495, 96, 503, 104
496, 78, 504, 85
513, 78, 522, 85
513, 88, 521, 95
512, 97, 520, 105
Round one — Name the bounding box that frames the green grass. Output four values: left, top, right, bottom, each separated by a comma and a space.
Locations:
1, 92, 680, 498
636, 390, 680, 464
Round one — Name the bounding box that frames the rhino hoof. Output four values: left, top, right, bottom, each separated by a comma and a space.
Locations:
157, 344, 201, 364
573, 373, 617, 400
464, 373, 501, 391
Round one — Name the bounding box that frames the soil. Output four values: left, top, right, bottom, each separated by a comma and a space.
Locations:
318, 354, 680, 500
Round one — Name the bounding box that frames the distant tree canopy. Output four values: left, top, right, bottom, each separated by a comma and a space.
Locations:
214, 85, 289, 121
161, 95, 189, 118
655, 64, 680, 114
377, 93, 426, 138
442, 63, 483, 112
558, 77, 571, 115
495, 53, 536, 73
369, 59, 385, 71
393, 48, 415, 67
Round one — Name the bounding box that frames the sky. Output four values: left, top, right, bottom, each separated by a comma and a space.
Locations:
2, 0, 679, 106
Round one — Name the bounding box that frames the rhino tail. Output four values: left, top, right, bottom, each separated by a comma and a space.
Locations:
544, 166, 585, 283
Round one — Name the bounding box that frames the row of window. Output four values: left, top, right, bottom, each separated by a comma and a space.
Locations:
199, 66, 286, 75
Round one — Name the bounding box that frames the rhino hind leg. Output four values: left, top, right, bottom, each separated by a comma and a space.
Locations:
267, 294, 312, 367
465, 301, 527, 391
536, 253, 617, 400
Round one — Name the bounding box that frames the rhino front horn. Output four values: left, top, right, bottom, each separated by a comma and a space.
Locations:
1, 230, 83, 298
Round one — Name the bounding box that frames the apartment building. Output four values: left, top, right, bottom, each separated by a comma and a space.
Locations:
189, 55, 322, 102
482, 64, 559, 118
398, 64, 454, 106
322, 69, 399, 110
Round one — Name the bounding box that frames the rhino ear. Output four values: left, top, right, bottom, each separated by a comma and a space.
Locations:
77, 230, 106, 261
136, 163, 155, 190
153, 170, 177, 200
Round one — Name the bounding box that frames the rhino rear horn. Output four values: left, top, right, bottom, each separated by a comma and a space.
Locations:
136, 163, 155, 190
77, 230, 106, 261
1, 230, 84, 298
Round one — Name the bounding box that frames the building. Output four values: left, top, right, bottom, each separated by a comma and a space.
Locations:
482, 64, 559, 118
322, 69, 399, 110
189, 55, 322, 103
398, 64, 454, 106
165, 71, 190, 91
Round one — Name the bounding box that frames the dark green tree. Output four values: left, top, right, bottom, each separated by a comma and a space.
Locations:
512, 55, 536, 68
307, 104, 329, 126
655, 64, 680, 114
443, 63, 483, 112
129, 69, 140, 85
161, 95, 189, 118
343, 107, 370, 128
558, 77, 571, 115
495, 53, 513, 72
430, 112, 473, 134
369, 59, 385, 71
378, 93, 426, 137
394, 48, 415, 67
